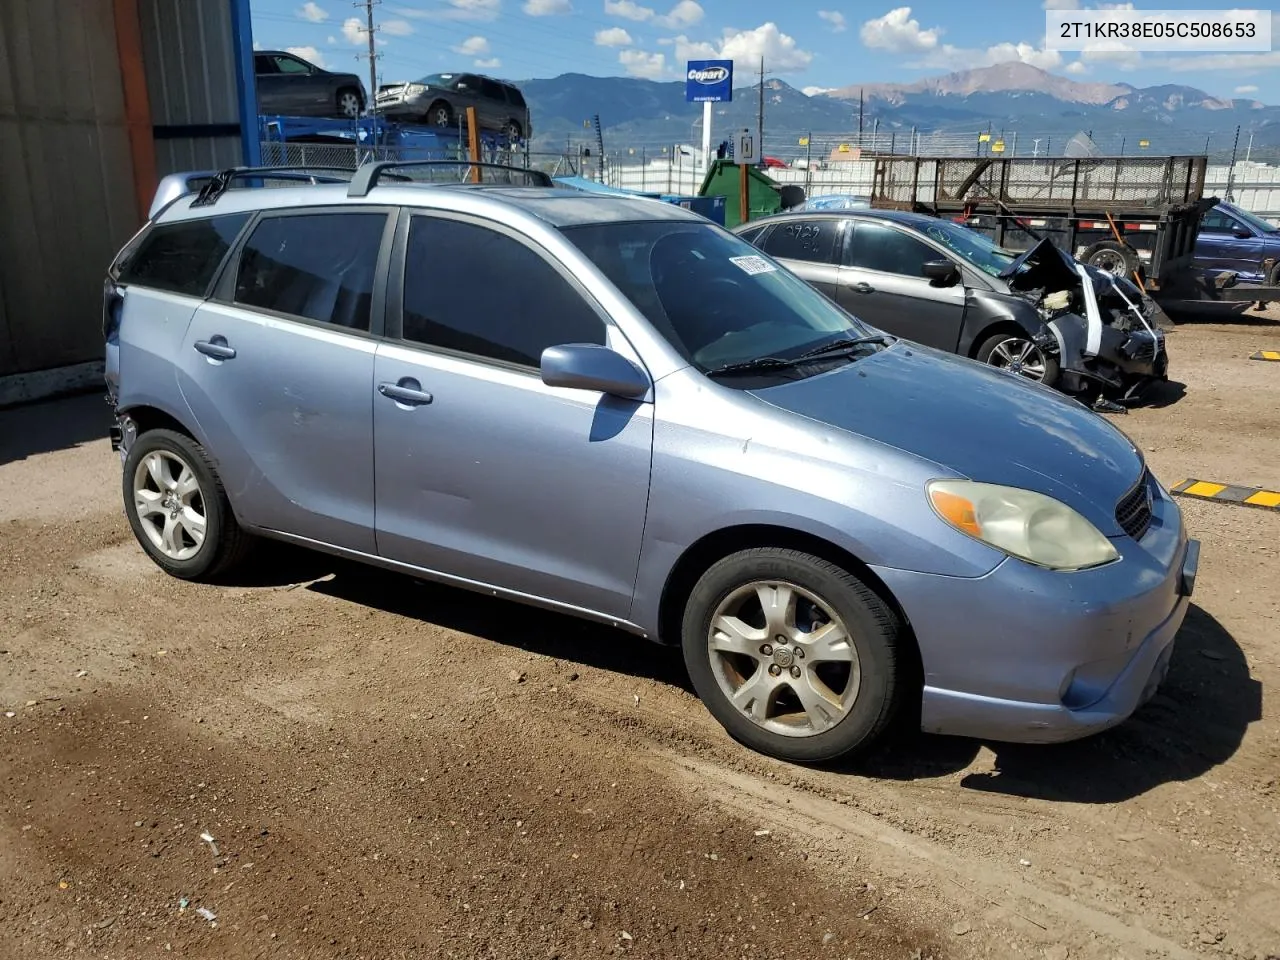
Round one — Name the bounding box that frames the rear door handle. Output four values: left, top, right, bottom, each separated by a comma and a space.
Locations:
852, 282, 874, 294
378, 380, 433, 406
194, 338, 236, 360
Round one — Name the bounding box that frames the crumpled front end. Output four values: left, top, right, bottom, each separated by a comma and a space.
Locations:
1003, 239, 1170, 398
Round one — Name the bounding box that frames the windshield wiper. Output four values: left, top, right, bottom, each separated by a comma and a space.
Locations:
793, 334, 895, 361
705, 335, 894, 378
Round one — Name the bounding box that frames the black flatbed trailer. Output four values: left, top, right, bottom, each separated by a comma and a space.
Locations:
869, 154, 1280, 305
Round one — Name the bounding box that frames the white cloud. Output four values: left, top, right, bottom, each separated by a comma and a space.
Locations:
803, 85, 835, 96
524, 0, 571, 13
1042, 0, 1079, 8
285, 45, 327, 67
818, 10, 847, 33
298, 2, 329, 23
453, 35, 491, 55
342, 17, 370, 44
663, 22, 813, 74
655, 0, 702, 29
860, 7, 940, 53
861, 7, 1062, 71
595, 26, 634, 46
1235, 84, 1259, 94
475, 56, 502, 68
326, 35, 337, 44
397, 0, 501, 22
605, 0, 654, 21
382, 18, 415, 35
1065, 59, 1088, 74
619, 49, 667, 78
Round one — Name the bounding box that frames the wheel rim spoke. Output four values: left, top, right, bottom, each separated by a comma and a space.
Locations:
754, 583, 797, 638
160, 515, 184, 556
175, 466, 200, 501
803, 620, 855, 662
181, 507, 207, 547
710, 615, 766, 658
991, 342, 1015, 364
134, 489, 165, 518
144, 453, 169, 491
730, 669, 777, 722
791, 672, 847, 733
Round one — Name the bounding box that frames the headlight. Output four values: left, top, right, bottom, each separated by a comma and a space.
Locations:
927, 479, 1119, 571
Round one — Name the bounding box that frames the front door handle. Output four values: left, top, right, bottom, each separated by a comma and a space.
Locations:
851, 282, 874, 294
194, 337, 236, 361
378, 380, 433, 406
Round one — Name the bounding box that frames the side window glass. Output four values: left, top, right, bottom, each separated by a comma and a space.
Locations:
233, 212, 386, 331
846, 222, 939, 277
254, 55, 276, 74
506, 86, 526, 108
1200, 210, 1233, 233
760, 219, 839, 264
116, 213, 251, 297
273, 55, 311, 74
737, 225, 768, 246
402, 216, 605, 366
479, 78, 504, 100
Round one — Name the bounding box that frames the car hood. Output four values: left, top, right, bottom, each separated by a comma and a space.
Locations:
998, 237, 1143, 301
748, 343, 1144, 536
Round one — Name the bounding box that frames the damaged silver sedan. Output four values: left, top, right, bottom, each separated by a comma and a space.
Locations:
734, 209, 1170, 410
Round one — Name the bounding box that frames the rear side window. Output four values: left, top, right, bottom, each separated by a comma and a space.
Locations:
479, 78, 505, 100
760, 219, 840, 265
505, 85, 526, 108
233, 212, 387, 331
116, 213, 251, 297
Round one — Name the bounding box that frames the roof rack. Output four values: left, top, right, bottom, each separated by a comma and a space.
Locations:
189, 165, 362, 208
346, 160, 553, 198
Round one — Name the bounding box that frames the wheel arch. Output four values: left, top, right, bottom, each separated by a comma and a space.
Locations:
119, 402, 200, 441
966, 318, 1034, 359
655, 523, 924, 694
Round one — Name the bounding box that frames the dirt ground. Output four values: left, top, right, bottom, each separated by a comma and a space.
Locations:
2, 306, 1279, 960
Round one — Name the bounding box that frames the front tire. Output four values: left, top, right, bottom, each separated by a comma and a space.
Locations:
122, 428, 252, 581
976, 332, 1060, 387
681, 548, 902, 764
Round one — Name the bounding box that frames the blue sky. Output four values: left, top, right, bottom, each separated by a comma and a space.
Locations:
249, 1, 1280, 101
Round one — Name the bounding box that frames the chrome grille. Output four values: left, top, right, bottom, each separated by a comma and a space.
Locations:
1115, 471, 1153, 541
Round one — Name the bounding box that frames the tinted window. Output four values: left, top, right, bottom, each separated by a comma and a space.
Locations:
737, 225, 769, 246
505, 85, 526, 107
845, 221, 940, 277
117, 213, 251, 297
760, 219, 840, 264
254, 55, 277, 74
1200, 209, 1236, 233
479, 78, 505, 100
234, 213, 386, 330
402, 216, 604, 366
273, 55, 311, 74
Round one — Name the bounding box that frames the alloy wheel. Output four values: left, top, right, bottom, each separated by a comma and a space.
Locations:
339, 92, 361, 118
707, 581, 861, 738
432, 106, 451, 127
986, 336, 1050, 381
132, 450, 207, 561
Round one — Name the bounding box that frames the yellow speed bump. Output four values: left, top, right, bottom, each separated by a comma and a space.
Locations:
1170, 479, 1280, 510
1250, 350, 1280, 361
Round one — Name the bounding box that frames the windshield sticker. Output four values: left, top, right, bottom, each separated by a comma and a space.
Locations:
730, 255, 777, 276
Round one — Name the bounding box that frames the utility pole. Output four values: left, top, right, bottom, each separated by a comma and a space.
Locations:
857, 88, 864, 143
354, 0, 380, 138
757, 57, 765, 168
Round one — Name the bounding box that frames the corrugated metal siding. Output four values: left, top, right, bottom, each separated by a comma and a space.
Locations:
0, 0, 140, 376
139, 0, 242, 174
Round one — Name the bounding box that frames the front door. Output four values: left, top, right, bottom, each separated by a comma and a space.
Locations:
756, 217, 846, 301
372, 211, 653, 620
837, 219, 967, 351
178, 208, 395, 553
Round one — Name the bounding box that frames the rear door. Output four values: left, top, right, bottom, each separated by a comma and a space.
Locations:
477, 77, 508, 129
177, 207, 396, 553
837, 219, 967, 351
756, 217, 846, 301
271, 53, 325, 115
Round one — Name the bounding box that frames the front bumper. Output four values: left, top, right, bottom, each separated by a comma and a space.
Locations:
873, 486, 1199, 744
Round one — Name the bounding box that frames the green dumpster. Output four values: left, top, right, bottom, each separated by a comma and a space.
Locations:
697, 159, 782, 229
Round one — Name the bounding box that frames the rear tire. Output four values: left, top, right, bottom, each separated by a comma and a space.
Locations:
336, 87, 362, 119
681, 548, 902, 764
427, 101, 453, 128
1082, 239, 1140, 279
122, 428, 252, 582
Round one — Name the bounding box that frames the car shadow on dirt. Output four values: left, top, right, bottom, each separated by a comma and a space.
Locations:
0, 392, 113, 467
850, 603, 1262, 803
1162, 302, 1280, 327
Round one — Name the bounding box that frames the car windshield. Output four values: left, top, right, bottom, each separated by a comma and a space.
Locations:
1226, 205, 1279, 234
562, 220, 874, 375
917, 219, 1020, 278
415, 73, 457, 87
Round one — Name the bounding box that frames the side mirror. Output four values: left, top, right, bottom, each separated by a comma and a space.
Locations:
456, 82, 469, 91
1232, 226, 1253, 239
540, 343, 650, 400
922, 259, 960, 285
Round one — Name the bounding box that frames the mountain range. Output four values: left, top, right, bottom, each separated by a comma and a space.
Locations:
515, 63, 1280, 160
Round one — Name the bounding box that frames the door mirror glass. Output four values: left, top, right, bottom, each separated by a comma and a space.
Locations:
456, 82, 469, 91
540, 343, 650, 399
922, 258, 960, 285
